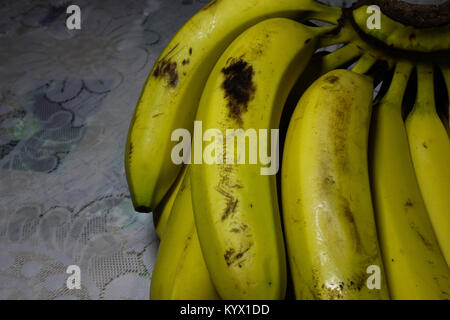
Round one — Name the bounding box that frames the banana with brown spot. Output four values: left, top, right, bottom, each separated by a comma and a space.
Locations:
282, 69, 389, 299
191, 18, 326, 299
125, 0, 341, 212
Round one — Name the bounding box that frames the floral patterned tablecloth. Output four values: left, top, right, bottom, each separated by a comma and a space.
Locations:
0, 0, 443, 300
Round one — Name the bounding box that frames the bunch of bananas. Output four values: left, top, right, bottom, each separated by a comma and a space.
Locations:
125, 0, 450, 300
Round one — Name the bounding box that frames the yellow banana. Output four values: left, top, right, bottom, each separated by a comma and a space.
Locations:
150, 167, 219, 300
125, 0, 341, 212
371, 61, 450, 299
191, 18, 323, 299
406, 63, 450, 266
153, 167, 186, 239
282, 69, 389, 300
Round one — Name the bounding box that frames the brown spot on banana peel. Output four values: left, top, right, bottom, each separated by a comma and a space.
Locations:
215, 184, 236, 221
315, 267, 372, 299
324, 176, 335, 186
183, 234, 193, 252
215, 165, 240, 221
127, 142, 133, 161
224, 243, 253, 267
331, 96, 353, 173
409, 221, 434, 251
320, 281, 345, 300
153, 59, 178, 88
221, 58, 256, 125
215, 161, 244, 221
224, 248, 235, 266
223, 197, 238, 221
325, 75, 339, 84
152, 43, 181, 87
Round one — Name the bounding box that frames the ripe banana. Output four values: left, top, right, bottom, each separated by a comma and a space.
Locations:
150, 167, 219, 300
406, 63, 450, 266
371, 61, 450, 299
153, 167, 186, 239
282, 69, 389, 299
125, 0, 341, 212
191, 18, 323, 300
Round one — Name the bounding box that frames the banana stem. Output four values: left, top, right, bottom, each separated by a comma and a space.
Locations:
351, 53, 377, 75
307, 1, 342, 24
320, 43, 362, 73
382, 60, 414, 106
305, 25, 341, 37
318, 23, 357, 48
415, 63, 436, 111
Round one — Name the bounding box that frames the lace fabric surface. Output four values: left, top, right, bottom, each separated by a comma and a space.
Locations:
0, 0, 441, 300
